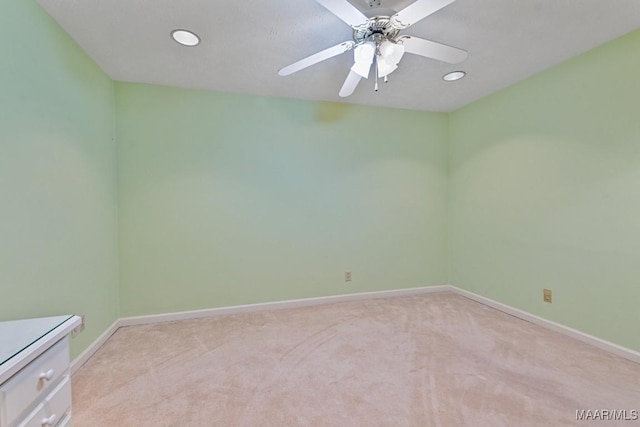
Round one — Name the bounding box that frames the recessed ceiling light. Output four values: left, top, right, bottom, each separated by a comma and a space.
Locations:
443, 71, 466, 81
171, 29, 200, 47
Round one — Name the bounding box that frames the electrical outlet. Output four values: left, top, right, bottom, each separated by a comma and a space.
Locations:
543, 289, 552, 303
71, 314, 86, 338
345, 272, 352, 282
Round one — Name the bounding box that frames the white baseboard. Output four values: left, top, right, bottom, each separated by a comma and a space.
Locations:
70, 319, 121, 375
118, 285, 454, 327
71, 284, 639, 371
72, 286, 450, 372
450, 286, 640, 364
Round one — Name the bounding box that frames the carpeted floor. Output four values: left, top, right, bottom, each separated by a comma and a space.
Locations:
71, 293, 640, 426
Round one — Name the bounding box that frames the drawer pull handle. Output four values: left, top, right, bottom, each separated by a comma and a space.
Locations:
41, 414, 57, 426
39, 369, 55, 381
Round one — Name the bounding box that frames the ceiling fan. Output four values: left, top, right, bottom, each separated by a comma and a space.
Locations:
278, 0, 468, 97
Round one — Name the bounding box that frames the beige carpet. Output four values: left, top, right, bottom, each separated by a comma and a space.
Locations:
72, 293, 640, 426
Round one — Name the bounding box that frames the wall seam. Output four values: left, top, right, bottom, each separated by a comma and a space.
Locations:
444, 110, 453, 285
111, 79, 121, 319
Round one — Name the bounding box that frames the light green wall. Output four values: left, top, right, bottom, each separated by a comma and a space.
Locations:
116, 83, 449, 316
5, 0, 640, 356
0, 0, 119, 357
449, 30, 640, 351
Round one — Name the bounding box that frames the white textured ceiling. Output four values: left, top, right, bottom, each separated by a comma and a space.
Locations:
37, 0, 640, 112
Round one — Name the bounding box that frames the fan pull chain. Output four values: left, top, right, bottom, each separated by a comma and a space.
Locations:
374, 56, 379, 92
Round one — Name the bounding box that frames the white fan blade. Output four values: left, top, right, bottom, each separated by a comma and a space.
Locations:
401, 36, 467, 64
316, 0, 368, 27
339, 70, 362, 97
392, 0, 456, 28
279, 41, 354, 76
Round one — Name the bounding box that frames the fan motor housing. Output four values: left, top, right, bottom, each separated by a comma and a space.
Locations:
353, 16, 400, 44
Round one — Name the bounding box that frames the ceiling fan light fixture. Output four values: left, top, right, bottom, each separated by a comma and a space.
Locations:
380, 41, 405, 65
376, 40, 404, 78
352, 42, 375, 78
443, 70, 466, 81
377, 58, 397, 78
354, 42, 375, 63
171, 29, 200, 47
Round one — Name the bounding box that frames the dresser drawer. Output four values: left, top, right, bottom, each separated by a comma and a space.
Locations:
15, 377, 71, 427
1, 338, 69, 425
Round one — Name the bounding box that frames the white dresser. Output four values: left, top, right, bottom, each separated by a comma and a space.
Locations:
0, 316, 81, 427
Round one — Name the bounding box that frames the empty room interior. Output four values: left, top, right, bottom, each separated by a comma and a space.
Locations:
1, 0, 640, 426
